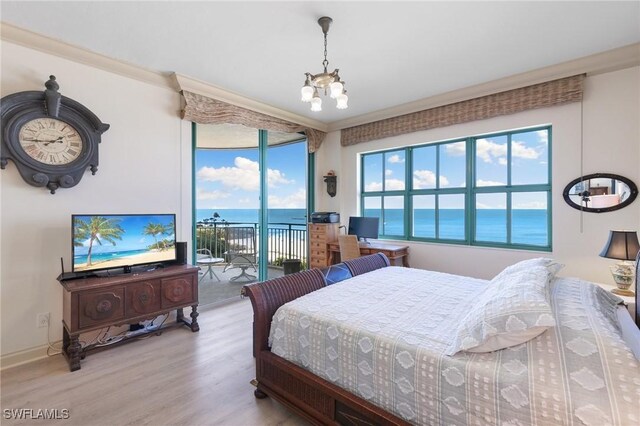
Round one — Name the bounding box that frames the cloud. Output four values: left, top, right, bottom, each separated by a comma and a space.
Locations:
476, 138, 507, 163
196, 188, 230, 201
477, 179, 506, 187
196, 157, 293, 191
365, 181, 382, 191
475, 138, 540, 164
536, 130, 548, 145
511, 141, 540, 159
385, 170, 393, 176
413, 170, 449, 188
365, 179, 405, 191
385, 179, 405, 190
444, 142, 466, 156
387, 154, 405, 164
268, 189, 306, 208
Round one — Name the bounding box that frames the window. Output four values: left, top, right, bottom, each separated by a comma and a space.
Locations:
360, 126, 551, 251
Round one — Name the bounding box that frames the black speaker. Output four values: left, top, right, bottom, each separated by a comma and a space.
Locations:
175, 241, 187, 265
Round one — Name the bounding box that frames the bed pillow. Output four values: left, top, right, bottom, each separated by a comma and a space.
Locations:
492, 257, 564, 281
446, 264, 556, 355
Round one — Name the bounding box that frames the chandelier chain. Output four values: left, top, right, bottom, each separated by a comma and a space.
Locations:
322, 32, 329, 72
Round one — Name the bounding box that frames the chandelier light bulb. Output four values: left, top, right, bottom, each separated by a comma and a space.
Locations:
310, 89, 322, 111
329, 79, 343, 99
336, 92, 348, 109
301, 84, 314, 102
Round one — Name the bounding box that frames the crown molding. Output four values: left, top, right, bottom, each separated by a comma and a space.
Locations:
172, 73, 328, 132
1, 21, 174, 89
327, 43, 640, 132
1, 22, 328, 132
3, 21, 636, 134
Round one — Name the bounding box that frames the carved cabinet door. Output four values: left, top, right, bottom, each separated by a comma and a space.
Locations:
160, 276, 195, 308
79, 288, 125, 328
125, 281, 161, 317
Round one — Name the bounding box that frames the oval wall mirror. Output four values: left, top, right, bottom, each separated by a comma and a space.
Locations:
563, 173, 638, 213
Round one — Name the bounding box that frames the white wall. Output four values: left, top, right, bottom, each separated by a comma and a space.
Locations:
0, 42, 193, 359
318, 67, 639, 282
314, 131, 341, 213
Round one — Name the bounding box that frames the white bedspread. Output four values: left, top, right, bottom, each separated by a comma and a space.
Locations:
269, 266, 640, 425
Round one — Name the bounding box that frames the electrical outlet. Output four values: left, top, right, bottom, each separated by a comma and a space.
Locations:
37, 312, 50, 328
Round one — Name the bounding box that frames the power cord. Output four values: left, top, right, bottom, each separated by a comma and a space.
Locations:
46, 318, 63, 357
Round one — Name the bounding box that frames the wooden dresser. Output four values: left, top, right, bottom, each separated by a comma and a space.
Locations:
308, 223, 339, 268
58, 264, 199, 371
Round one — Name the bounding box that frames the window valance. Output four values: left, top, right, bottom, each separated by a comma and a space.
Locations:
341, 74, 585, 146
181, 90, 326, 153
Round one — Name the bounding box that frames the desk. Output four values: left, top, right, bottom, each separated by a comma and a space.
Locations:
328, 241, 410, 267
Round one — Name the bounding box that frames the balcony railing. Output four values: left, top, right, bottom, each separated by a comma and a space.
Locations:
195, 222, 307, 267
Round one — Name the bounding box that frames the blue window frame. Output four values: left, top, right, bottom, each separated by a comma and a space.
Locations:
360, 126, 552, 251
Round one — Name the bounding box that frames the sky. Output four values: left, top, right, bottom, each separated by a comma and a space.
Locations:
74, 215, 176, 254
195, 129, 548, 212
363, 128, 549, 209
195, 141, 307, 210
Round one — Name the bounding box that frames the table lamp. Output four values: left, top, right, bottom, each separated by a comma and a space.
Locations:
599, 230, 640, 296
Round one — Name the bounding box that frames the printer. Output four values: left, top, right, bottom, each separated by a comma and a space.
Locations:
311, 212, 340, 223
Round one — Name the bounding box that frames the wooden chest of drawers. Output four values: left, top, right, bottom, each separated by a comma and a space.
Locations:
59, 265, 199, 371
308, 223, 339, 268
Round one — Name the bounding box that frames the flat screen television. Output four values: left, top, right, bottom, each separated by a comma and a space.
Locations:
72, 214, 176, 273
348, 216, 379, 242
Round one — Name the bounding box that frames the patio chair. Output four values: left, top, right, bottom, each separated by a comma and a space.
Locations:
223, 226, 258, 281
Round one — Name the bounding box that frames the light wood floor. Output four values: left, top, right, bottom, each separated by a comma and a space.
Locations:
1, 299, 308, 426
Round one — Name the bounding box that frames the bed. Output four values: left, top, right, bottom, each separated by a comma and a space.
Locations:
243, 253, 640, 425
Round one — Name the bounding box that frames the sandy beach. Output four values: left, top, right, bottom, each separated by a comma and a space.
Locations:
74, 250, 175, 272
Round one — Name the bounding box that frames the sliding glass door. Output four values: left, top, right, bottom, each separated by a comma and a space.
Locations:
193, 124, 309, 305
266, 132, 308, 280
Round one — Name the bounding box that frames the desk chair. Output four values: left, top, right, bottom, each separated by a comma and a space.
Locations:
196, 248, 224, 282
338, 235, 361, 261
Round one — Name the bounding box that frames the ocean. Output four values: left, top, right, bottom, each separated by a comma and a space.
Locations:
73, 248, 149, 265
197, 208, 548, 246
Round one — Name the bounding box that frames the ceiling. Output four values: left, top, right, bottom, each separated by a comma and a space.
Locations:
1, 1, 639, 124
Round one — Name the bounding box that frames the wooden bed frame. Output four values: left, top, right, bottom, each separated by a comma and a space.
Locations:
243, 254, 409, 425
244, 252, 640, 425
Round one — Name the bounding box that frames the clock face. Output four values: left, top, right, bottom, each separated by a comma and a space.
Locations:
18, 118, 83, 165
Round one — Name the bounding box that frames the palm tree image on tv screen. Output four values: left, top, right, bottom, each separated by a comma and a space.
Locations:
72, 214, 176, 272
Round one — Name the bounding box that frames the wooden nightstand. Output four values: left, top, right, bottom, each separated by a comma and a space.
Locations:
595, 282, 636, 319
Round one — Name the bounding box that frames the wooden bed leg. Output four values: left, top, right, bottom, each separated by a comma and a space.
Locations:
254, 388, 268, 399
250, 378, 268, 399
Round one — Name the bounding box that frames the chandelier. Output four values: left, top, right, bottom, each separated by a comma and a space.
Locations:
300, 16, 348, 111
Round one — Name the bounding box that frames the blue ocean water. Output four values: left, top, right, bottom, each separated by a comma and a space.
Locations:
73, 249, 149, 265
197, 208, 547, 246
197, 209, 307, 228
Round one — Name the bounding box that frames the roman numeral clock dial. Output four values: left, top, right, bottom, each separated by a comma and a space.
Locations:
0, 75, 109, 194
19, 118, 84, 165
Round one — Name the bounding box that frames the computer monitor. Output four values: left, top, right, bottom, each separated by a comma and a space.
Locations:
348, 216, 379, 242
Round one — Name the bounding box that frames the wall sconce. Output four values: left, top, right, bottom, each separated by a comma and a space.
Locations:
324, 171, 337, 197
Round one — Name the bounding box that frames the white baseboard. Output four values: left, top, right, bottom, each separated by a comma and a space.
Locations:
0, 342, 62, 370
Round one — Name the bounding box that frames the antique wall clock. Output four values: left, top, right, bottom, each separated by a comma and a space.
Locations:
1, 75, 110, 194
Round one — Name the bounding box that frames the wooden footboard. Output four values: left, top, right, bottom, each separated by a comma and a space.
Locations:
243, 254, 408, 425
